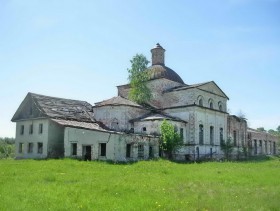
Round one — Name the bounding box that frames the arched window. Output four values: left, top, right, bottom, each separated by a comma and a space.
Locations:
197, 96, 204, 106
199, 124, 204, 145
218, 102, 223, 111
209, 99, 214, 109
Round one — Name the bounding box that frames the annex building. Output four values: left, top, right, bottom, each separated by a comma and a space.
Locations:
11, 44, 279, 161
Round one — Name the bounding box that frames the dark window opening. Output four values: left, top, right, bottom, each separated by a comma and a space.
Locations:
28, 143, 33, 153
220, 128, 223, 145
199, 124, 204, 145
39, 124, 43, 134
180, 128, 184, 139
29, 124, 33, 134
210, 102, 213, 109
233, 130, 237, 146
20, 125, 24, 135
210, 126, 214, 145
149, 146, 153, 158
19, 143, 23, 153
100, 143, 106, 157
38, 142, 43, 154
142, 127, 146, 132
72, 143, 77, 156
138, 144, 144, 158
126, 144, 131, 158
199, 99, 203, 106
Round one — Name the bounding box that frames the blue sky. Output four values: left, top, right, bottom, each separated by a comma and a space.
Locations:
1, 0, 279, 137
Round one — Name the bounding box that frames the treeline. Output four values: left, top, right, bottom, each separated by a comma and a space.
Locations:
257, 126, 280, 136
0, 137, 15, 159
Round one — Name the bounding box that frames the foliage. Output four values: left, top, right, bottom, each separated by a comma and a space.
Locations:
257, 127, 266, 132
0, 159, 280, 210
220, 138, 234, 160
127, 54, 152, 104
160, 120, 183, 159
0, 137, 15, 159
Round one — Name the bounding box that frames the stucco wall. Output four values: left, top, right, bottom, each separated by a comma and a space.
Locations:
93, 105, 148, 132
64, 127, 159, 162
15, 119, 50, 159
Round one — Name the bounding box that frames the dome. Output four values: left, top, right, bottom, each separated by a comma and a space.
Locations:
147, 64, 184, 84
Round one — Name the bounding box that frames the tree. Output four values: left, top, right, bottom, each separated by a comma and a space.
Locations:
127, 54, 152, 104
160, 120, 183, 159
256, 127, 266, 132
277, 125, 280, 133
220, 138, 234, 160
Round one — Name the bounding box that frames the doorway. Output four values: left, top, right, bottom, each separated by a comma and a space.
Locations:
83, 145, 92, 161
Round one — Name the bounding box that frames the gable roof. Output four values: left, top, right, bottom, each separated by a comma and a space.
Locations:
11, 92, 94, 122
164, 81, 229, 99
94, 96, 143, 108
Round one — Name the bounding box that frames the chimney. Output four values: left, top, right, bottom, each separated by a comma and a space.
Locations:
151, 43, 165, 65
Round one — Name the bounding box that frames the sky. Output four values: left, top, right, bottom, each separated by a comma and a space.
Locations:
0, 0, 280, 137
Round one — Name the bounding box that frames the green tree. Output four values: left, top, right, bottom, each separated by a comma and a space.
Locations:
221, 138, 234, 160
256, 127, 266, 132
160, 120, 183, 159
127, 54, 152, 104
277, 125, 280, 133
0, 138, 15, 159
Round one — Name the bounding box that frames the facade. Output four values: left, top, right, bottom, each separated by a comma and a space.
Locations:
12, 43, 279, 161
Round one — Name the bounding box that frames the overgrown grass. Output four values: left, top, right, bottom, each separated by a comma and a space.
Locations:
0, 158, 279, 210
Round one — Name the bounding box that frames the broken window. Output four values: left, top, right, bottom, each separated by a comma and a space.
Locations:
20, 125, 24, 135
142, 127, 147, 132
199, 99, 203, 106
100, 143, 106, 156
71, 143, 77, 156
126, 144, 131, 158
28, 143, 33, 153
19, 143, 24, 153
29, 124, 33, 135
39, 123, 43, 134
209, 99, 214, 109
138, 144, 144, 158
38, 143, 43, 154
199, 124, 204, 145
210, 126, 214, 145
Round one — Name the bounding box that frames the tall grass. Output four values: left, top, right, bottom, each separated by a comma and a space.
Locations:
0, 158, 279, 210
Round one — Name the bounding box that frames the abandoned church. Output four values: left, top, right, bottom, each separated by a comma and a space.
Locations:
11, 44, 279, 161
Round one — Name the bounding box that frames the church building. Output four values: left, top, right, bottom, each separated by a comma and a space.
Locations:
11, 44, 278, 161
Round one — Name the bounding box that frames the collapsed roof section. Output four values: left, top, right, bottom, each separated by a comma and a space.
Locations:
11, 92, 94, 122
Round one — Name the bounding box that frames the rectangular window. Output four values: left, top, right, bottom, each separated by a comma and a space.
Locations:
180, 128, 184, 139
100, 143, 106, 157
19, 143, 24, 153
39, 124, 43, 134
220, 128, 223, 145
28, 143, 33, 153
199, 125, 204, 145
71, 143, 77, 156
138, 144, 144, 158
210, 126, 214, 145
38, 143, 43, 154
29, 124, 33, 134
149, 146, 153, 158
20, 125, 24, 135
126, 144, 131, 158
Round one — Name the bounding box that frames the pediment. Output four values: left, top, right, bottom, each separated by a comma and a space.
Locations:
11, 93, 46, 122
197, 81, 229, 99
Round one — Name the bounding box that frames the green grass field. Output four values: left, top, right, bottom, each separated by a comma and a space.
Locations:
0, 158, 279, 211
